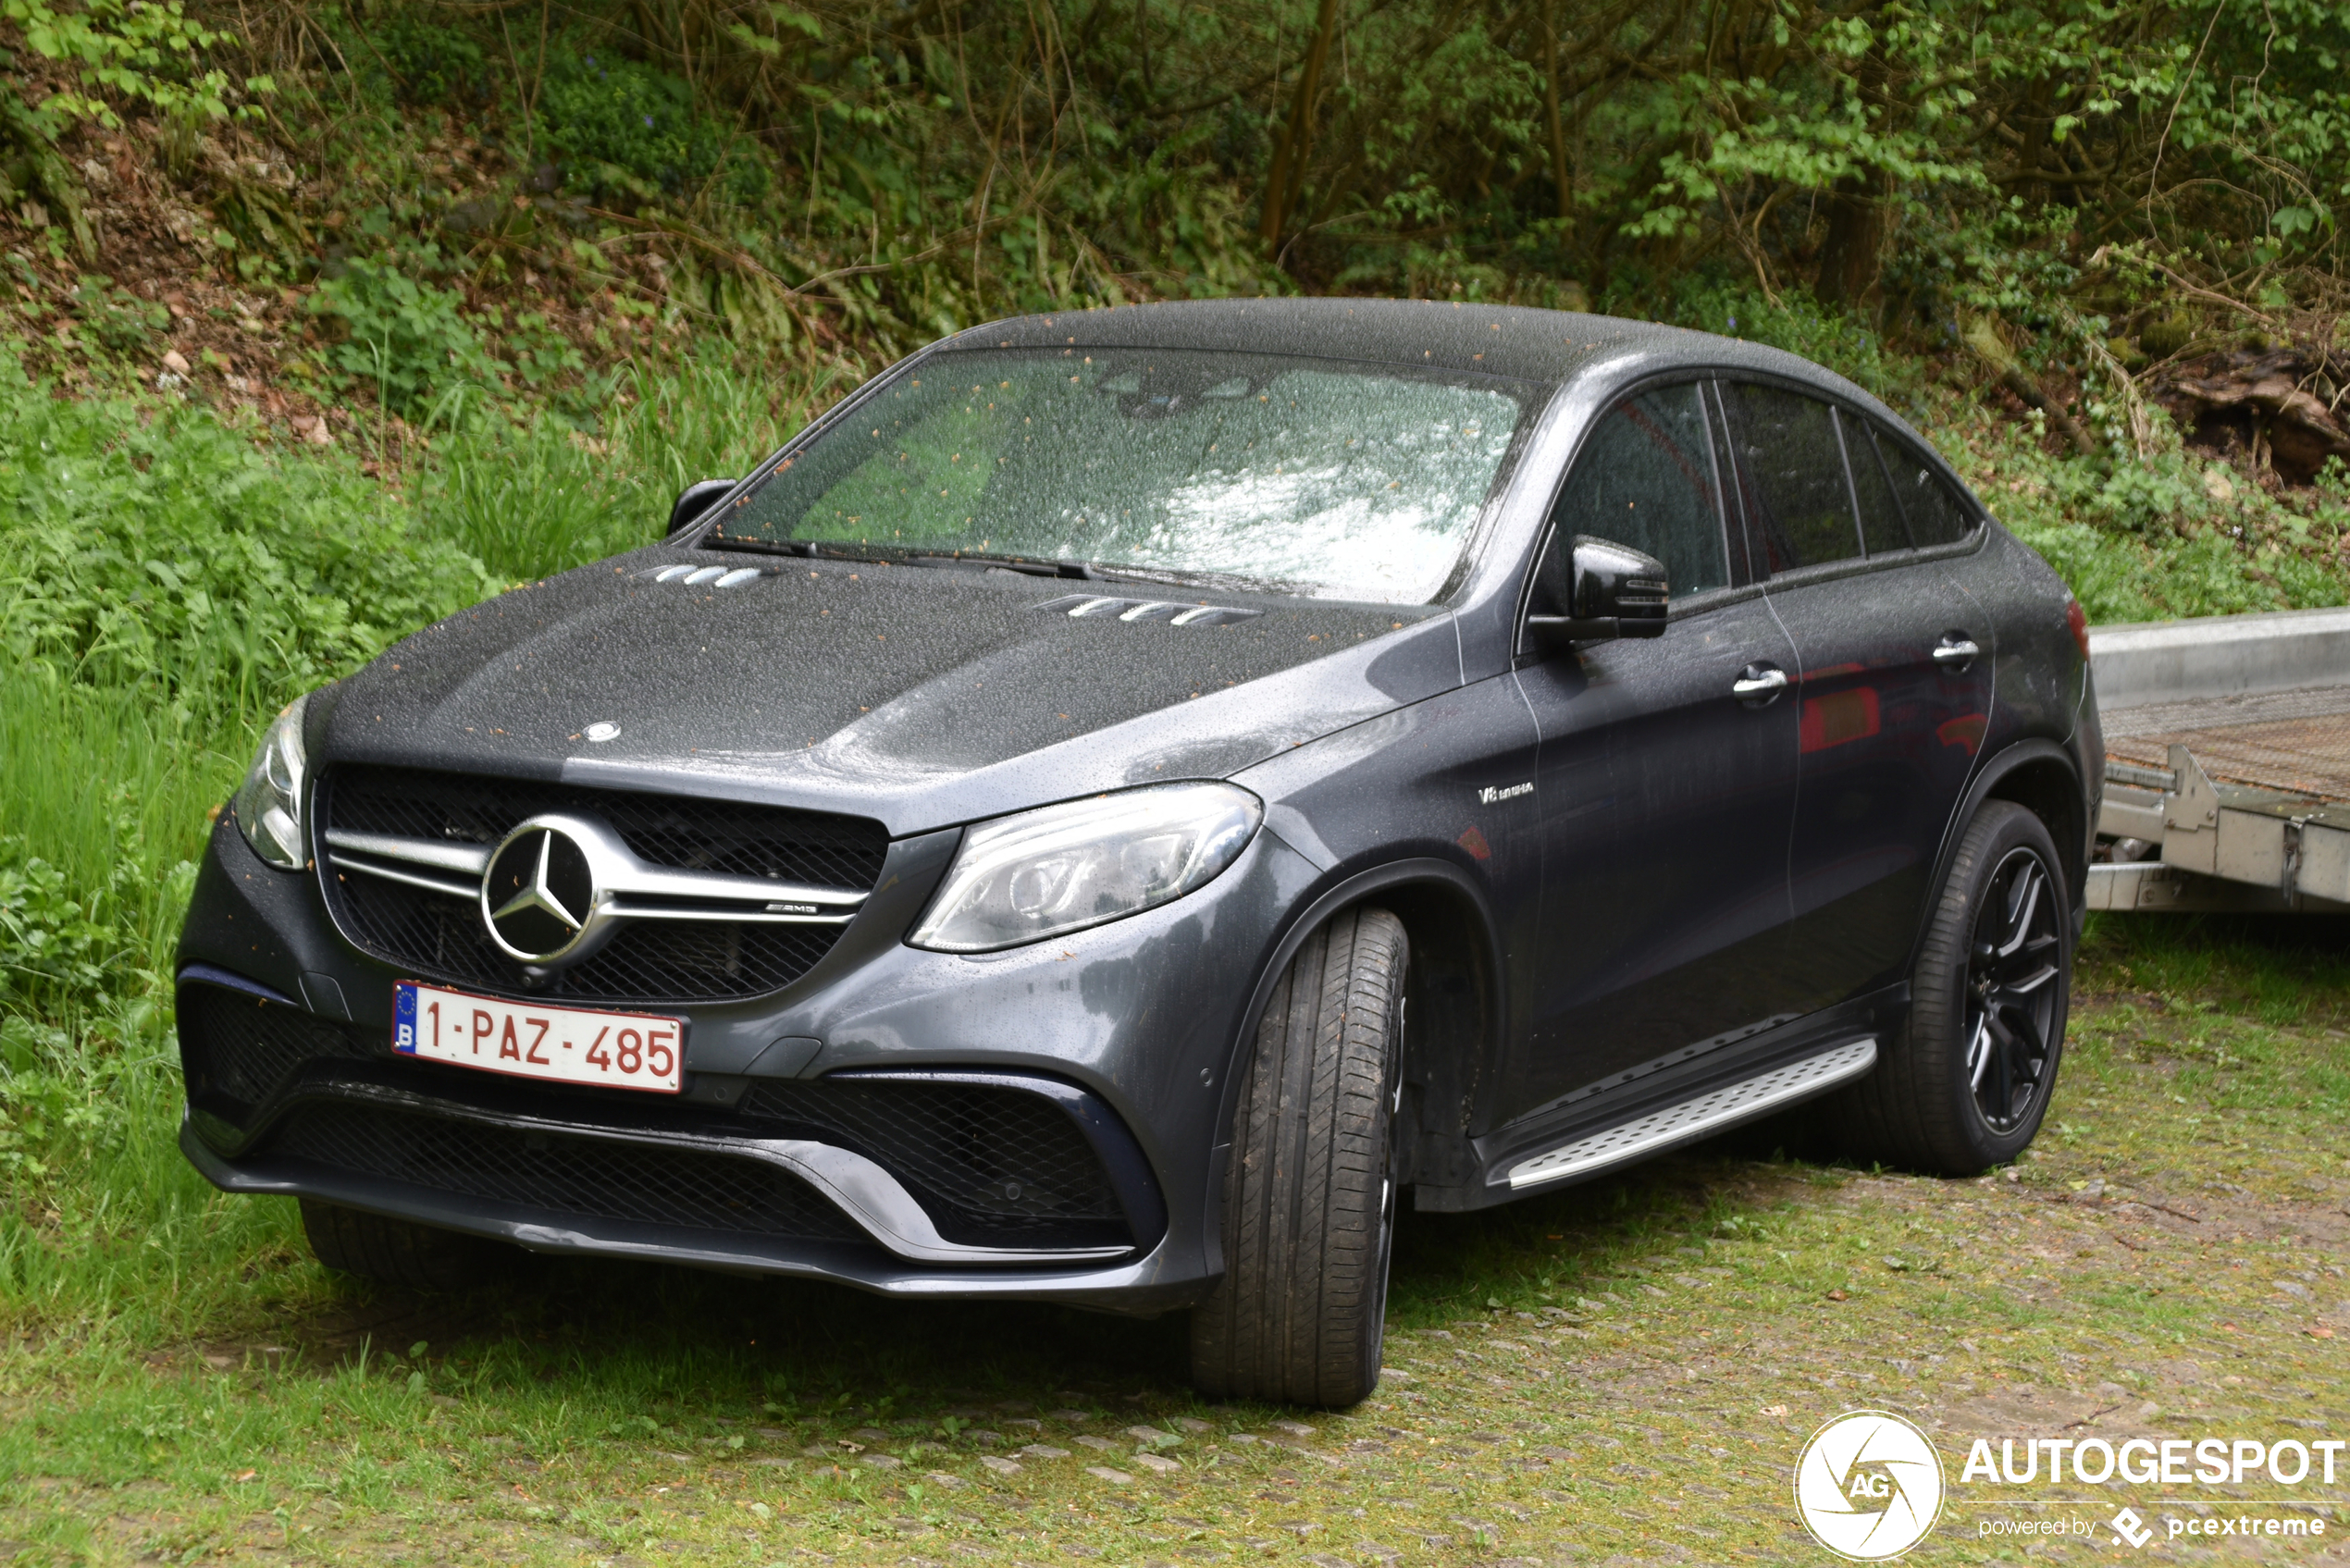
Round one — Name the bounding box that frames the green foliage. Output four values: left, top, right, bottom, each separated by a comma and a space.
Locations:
0, 68, 94, 259
538, 46, 764, 204
68, 272, 167, 355
0, 344, 495, 727
309, 254, 501, 417
419, 355, 816, 580
0, 843, 118, 1015
1649, 280, 1897, 397
0, 343, 490, 1219
1961, 415, 2350, 623
357, 9, 492, 106
1, 0, 267, 130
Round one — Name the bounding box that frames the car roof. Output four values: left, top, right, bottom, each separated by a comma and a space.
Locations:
938, 297, 1860, 400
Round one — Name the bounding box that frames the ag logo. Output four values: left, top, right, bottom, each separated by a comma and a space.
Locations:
1793, 1410, 1946, 1561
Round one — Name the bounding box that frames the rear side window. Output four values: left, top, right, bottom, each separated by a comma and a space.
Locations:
1841, 412, 1911, 553
1875, 429, 1978, 546
1719, 382, 1862, 572
1550, 383, 1730, 597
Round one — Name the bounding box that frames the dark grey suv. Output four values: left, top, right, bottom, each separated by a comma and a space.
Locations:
177, 300, 2100, 1406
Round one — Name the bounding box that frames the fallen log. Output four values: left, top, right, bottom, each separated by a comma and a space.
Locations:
2151, 347, 2350, 484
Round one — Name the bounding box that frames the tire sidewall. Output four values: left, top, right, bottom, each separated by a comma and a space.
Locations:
1358, 968, 1407, 1396
1919, 802, 2072, 1169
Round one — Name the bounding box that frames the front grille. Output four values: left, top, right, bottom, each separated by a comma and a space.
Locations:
180, 984, 373, 1118
743, 1079, 1130, 1250
316, 766, 889, 1004
267, 1103, 872, 1244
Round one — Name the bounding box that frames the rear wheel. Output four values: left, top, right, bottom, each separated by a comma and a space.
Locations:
1190, 906, 1406, 1409
1835, 801, 2071, 1175
300, 1199, 510, 1291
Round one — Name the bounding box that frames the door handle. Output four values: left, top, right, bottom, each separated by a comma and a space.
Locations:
1933, 636, 1981, 670
1732, 664, 1789, 705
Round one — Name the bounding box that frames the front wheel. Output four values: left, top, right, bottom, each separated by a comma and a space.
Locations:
301, 1199, 512, 1291
1835, 800, 2072, 1176
1190, 907, 1406, 1408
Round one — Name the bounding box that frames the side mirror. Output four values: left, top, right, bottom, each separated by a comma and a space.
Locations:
1527, 535, 1669, 650
667, 477, 737, 537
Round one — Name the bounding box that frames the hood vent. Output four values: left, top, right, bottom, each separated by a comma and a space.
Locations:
1035, 594, 1261, 627
646, 563, 765, 588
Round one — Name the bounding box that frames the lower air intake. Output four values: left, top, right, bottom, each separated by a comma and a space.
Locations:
179, 983, 373, 1123
266, 1104, 872, 1244
740, 1078, 1131, 1251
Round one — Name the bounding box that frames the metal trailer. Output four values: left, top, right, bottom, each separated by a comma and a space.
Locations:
2086, 605, 2350, 914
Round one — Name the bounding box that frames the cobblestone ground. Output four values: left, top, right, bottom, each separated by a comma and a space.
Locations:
6, 918, 2347, 1565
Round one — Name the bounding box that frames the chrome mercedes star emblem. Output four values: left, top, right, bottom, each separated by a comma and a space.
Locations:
481, 823, 598, 963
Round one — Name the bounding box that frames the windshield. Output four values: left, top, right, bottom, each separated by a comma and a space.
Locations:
707, 347, 1539, 603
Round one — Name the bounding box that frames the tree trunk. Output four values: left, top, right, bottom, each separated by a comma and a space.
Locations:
1257, 0, 1343, 248
1544, 3, 1571, 224
1812, 25, 1886, 310
1812, 175, 1885, 308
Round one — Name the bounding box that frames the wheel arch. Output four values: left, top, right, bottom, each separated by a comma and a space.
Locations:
1196, 858, 1506, 1279
1914, 739, 2087, 975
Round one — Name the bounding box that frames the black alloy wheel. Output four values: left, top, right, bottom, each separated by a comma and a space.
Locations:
1964, 846, 2063, 1133
1828, 800, 2072, 1176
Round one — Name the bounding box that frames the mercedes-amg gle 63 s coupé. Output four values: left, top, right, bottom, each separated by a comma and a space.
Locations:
179, 300, 2099, 1406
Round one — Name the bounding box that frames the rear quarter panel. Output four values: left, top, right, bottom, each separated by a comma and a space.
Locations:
1960, 524, 2085, 759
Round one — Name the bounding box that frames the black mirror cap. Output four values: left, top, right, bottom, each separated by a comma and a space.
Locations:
667, 477, 738, 537
1528, 537, 1669, 649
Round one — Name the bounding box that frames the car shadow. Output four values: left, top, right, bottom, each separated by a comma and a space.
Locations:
206, 1138, 1824, 1409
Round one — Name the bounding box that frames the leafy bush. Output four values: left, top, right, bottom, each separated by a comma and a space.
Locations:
309, 253, 501, 416
355, 9, 492, 106
418, 355, 812, 580
538, 48, 765, 204
1, 0, 267, 130
1648, 280, 1897, 399
0, 344, 495, 725
0, 845, 120, 1016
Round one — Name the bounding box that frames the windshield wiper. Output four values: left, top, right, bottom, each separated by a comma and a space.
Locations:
706, 536, 1272, 594
908, 553, 1259, 591
704, 536, 1105, 577
906, 553, 1104, 580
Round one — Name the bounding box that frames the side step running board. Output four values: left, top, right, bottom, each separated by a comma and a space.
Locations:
1505, 1036, 1878, 1190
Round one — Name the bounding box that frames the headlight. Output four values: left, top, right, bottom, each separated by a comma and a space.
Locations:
909, 783, 1262, 953
230, 695, 311, 870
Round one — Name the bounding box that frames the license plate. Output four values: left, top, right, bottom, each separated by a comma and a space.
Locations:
393, 981, 684, 1093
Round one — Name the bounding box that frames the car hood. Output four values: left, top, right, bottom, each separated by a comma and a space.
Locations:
319, 549, 1464, 836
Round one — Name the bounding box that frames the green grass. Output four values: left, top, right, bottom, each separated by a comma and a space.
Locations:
415, 356, 844, 583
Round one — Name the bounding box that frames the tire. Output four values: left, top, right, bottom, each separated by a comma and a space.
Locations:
1191, 906, 1406, 1409
300, 1199, 509, 1291
1835, 800, 2072, 1176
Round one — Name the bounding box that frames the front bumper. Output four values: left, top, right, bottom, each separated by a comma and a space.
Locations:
175, 804, 1323, 1312
179, 1107, 1187, 1308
